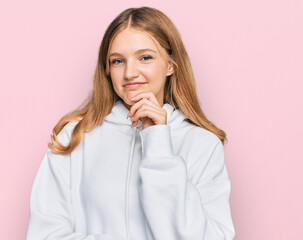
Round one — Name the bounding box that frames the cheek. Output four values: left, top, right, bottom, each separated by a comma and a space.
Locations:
140, 62, 166, 81
110, 68, 123, 86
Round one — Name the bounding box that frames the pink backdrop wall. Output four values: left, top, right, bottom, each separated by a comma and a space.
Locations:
1, 0, 302, 239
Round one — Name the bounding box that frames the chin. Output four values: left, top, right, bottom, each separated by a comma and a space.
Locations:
121, 99, 132, 109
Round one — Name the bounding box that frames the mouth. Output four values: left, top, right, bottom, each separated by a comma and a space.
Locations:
123, 82, 147, 88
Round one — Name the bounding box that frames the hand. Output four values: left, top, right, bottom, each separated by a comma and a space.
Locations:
127, 92, 167, 130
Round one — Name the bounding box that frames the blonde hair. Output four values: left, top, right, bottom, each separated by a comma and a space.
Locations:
48, 6, 228, 155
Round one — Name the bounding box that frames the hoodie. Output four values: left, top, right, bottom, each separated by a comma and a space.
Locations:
26, 99, 235, 240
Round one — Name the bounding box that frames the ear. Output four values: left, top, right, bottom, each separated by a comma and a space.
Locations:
166, 61, 174, 76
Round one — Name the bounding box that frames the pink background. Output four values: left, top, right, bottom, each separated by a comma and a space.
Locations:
1, 0, 302, 239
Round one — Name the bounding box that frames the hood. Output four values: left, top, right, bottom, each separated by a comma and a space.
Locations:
103, 99, 191, 134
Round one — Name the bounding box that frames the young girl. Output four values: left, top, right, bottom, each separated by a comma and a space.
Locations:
26, 6, 235, 240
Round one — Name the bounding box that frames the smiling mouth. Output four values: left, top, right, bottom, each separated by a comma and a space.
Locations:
123, 83, 146, 88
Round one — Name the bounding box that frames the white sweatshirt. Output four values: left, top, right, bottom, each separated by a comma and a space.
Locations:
26, 99, 235, 240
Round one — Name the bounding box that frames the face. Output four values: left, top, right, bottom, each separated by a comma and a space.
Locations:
108, 28, 174, 110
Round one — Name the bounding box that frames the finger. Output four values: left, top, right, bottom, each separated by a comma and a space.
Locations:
132, 108, 166, 125
131, 119, 138, 128
128, 98, 161, 118
130, 100, 163, 120
130, 91, 159, 106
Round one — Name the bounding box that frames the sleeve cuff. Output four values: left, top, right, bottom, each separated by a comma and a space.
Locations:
139, 124, 175, 161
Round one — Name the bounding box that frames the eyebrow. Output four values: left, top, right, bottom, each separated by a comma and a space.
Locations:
108, 48, 158, 58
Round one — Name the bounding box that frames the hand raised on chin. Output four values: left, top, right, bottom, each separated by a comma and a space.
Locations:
126, 92, 167, 130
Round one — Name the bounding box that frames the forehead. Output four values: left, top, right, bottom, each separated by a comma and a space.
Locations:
109, 28, 165, 55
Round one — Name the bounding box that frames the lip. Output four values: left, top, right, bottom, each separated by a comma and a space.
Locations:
123, 82, 147, 88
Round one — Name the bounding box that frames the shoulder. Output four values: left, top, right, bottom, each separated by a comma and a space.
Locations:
45, 121, 79, 173
185, 125, 222, 149
55, 121, 79, 147
182, 126, 227, 183
180, 125, 224, 165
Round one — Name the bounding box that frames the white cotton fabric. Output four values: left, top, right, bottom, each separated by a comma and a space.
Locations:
26, 99, 236, 240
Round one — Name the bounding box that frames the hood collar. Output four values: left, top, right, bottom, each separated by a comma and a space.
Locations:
104, 99, 188, 131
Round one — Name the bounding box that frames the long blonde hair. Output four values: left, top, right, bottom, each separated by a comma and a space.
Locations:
48, 6, 228, 155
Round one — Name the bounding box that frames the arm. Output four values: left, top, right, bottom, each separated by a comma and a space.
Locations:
26, 123, 133, 240
138, 125, 236, 240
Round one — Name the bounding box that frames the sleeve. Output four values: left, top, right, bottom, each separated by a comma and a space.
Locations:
26, 122, 134, 240
138, 124, 236, 240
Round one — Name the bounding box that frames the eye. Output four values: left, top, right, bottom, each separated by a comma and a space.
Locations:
141, 55, 153, 61
111, 59, 123, 65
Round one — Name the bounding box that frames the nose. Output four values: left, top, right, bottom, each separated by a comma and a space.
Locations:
124, 58, 139, 80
